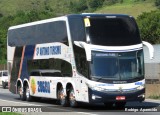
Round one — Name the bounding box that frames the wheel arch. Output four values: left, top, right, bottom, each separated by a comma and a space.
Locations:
56, 82, 63, 98
66, 82, 77, 99
16, 78, 23, 94
23, 78, 30, 91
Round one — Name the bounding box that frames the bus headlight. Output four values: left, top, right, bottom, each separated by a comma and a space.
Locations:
136, 85, 145, 90
92, 87, 104, 91
86, 83, 104, 91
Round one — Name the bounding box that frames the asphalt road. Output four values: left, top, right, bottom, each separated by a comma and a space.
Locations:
0, 86, 160, 115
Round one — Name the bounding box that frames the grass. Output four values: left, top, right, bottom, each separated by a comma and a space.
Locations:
0, 112, 21, 115
148, 95, 160, 100
95, 0, 157, 18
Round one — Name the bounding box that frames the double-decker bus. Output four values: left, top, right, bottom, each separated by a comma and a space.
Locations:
7, 14, 154, 108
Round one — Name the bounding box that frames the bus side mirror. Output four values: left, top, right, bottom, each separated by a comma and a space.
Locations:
142, 41, 154, 60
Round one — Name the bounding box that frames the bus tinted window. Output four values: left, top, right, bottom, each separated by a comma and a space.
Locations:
68, 16, 86, 42
27, 59, 72, 77
41, 72, 62, 77
8, 21, 68, 46
88, 17, 141, 46
73, 44, 89, 78
30, 72, 41, 76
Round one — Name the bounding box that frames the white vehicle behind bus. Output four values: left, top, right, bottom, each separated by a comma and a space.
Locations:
0, 70, 9, 89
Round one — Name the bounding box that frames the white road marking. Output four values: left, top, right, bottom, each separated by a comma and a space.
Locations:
0, 99, 98, 115
0, 99, 42, 106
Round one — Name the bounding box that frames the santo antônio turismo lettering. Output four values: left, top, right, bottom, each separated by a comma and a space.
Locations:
36, 46, 61, 56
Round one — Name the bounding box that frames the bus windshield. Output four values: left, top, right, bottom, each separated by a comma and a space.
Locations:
87, 17, 141, 46
90, 50, 144, 80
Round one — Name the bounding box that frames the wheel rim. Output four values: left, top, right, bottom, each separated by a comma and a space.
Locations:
18, 87, 22, 98
69, 89, 76, 106
26, 87, 30, 99
58, 88, 65, 105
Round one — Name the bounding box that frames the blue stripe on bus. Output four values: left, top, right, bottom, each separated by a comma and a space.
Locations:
20, 45, 35, 80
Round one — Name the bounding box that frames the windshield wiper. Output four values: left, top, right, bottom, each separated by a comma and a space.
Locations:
96, 77, 103, 82
92, 76, 105, 82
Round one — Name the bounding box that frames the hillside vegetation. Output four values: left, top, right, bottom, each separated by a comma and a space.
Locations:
0, 0, 70, 16
0, 0, 157, 17
96, 0, 157, 17
0, 0, 159, 63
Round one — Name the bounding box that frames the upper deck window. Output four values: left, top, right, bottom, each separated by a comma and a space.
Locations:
87, 16, 141, 46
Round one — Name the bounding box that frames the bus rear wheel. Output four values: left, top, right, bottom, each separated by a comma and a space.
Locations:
58, 87, 68, 107
69, 87, 78, 107
18, 86, 26, 101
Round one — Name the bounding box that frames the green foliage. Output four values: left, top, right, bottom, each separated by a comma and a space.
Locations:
69, 0, 104, 13
69, 0, 88, 13
103, 0, 119, 6
87, 0, 104, 10
155, 0, 160, 8
137, 10, 160, 44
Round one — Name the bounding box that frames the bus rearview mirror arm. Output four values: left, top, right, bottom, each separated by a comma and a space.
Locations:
142, 41, 154, 60
74, 41, 91, 61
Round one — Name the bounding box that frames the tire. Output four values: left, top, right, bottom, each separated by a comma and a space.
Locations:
69, 87, 78, 107
20, 87, 26, 101
57, 86, 68, 107
115, 102, 126, 109
25, 86, 33, 101
2, 82, 6, 89
104, 102, 114, 109
17, 86, 24, 100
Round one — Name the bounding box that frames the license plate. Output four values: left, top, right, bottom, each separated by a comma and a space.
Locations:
116, 96, 125, 100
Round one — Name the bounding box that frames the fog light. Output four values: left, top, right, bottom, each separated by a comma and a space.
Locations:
92, 95, 102, 100
92, 95, 96, 100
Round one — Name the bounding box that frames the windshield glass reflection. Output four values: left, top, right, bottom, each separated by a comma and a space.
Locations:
90, 50, 144, 80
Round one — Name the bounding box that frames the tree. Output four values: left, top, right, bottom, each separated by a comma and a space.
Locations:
155, 0, 160, 8
137, 10, 160, 44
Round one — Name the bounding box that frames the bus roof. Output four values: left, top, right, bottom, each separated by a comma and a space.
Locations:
8, 14, 132, 30
8, 13, 137, 47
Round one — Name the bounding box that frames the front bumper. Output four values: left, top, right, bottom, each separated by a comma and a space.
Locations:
89, 88, 145, 103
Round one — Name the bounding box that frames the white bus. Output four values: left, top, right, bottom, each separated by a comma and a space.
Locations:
7, 14, 154, 108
